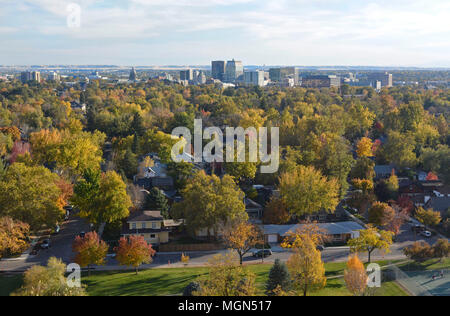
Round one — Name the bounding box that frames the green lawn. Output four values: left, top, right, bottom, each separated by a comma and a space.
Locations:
398, 258, 450, 272
0, 261, 409, 297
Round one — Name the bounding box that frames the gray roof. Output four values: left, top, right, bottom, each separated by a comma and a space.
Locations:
425, 196, 450, 213
263, 221, 364, 237
374, 165, 396, 176
127, 211, 163, 222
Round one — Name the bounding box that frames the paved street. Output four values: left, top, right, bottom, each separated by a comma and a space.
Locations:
0, 217, 446, 273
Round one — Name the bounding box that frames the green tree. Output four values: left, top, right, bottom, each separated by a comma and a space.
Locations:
0, 163, 65, 230
172, 171, 247, 238
143, 188, 170, 219
415, 207, 442, 227
266, 259, 292, 296
279, 165, 339, 217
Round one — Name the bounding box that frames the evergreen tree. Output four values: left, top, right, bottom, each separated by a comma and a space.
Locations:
144, 187, 170, 219
266, 259, 291, 295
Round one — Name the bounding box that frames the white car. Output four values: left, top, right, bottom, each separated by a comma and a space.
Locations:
420, 231, 432, 238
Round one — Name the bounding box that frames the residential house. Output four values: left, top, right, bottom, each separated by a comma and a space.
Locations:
121, 211, 170, 245
424, 196, 450, 218
134, 155, 174, 190
263, 221, 364, 245
245, 198, 263, 223
374, 165, 396, 180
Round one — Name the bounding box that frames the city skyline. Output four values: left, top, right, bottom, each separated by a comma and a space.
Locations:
0, 0, 449, 67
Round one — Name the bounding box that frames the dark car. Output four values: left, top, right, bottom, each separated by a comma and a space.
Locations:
252, 249, 272, 258
79, 231, 86, 238
316, 245, 325, 251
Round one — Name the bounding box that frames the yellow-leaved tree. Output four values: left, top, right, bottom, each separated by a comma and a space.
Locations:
344, 254, 368, 296
356, 137, 374, 158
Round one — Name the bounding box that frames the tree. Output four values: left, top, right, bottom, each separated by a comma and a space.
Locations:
196, 253, 256, 296
0, 163, 65, 230
286, 235, 326, 296
348, 226, 394, 263
350, 157, 375, 180
266, 259, 291, 296
415, 207, 442, 227
143, 187, 170, 219
403, 241, 433, 263
73, 170, 132, 226
12, 257, 87, 296
263, 197, 290, 224
172, 171, 247, 239
368, 202, 396, 227
279, 165, 339, 217
221, 220, 262, 265
356, 137, 374, 158
183, 282, 202, 296
344, 254, 368, 296
382, 131, 418, 169
0, 217, 30, 259
72, 231, 108, 276
432, 239, 449, 262
421, 145, 450, 185
115, 236, 156, 274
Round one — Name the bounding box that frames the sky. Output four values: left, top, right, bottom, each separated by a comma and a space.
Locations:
0, 0, 449, 67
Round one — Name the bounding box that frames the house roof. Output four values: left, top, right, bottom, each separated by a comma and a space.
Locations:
121, 226, 170, 235
374, 165, 396, 176
425, 196, 450, 213
245, 198, 262, 210
263, 221, 364, 237
127, 211, 163, 222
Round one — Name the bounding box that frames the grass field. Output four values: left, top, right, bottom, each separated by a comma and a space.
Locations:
398, 258, 450, 272
0, 261, 408, 296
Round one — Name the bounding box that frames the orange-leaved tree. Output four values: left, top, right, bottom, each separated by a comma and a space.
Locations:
115, 236, 156, 274
221, 220, 262, 265
344, 254, 368, 296
72, 231, 108, 276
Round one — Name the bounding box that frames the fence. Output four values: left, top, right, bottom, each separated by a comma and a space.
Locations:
388, 265, 432, 296
159, 243, 225, 252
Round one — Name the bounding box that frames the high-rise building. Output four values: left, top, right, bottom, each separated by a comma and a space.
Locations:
225, 59, 244, 83
301, 75, 341, 88
48, 71, 60, 81
211, 61, 227, 81
193, 70, 206, 85
367, 72, 393, 87
244, 71, 265, 86
269, 67, 299, 85
20, 71, 41, 83
129, 67, 137, 81
180, 69, 194, 81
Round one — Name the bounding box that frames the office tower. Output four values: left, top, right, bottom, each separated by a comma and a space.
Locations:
269, 67, 299, 85
301, 75, 341, 88
367, 72, 393, 87
20, 71, 41, 83
225, 59, 244, 83
211, 61, 227, 81
180, 69, 194, 81
193, 70, 206, 85
129, 67, 137, 81
244, 70, 265, 86
48, 71, 60, 81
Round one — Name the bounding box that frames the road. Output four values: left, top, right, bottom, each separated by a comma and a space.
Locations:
0, 217, 445, 272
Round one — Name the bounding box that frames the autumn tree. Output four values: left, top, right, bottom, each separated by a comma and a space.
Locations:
12, 257, 87, 296
72, 170, 132, 226
0, 217, 30, 259
432, 239, 449, 262
348, 226, 394, 263
115, 236, 156, 274
0, 163, 65, 230
344, 254, 368, 296
350, 157, 375, 180
403, 241, 433, 263
221, 220, 262, 265
415, 207, 442, 227
195, 253, 256, 296
286, 235, 326, 296
356, 137, 374, 158
263, 197, 290, 224
172, 171, 247, 239
368, 202, 396, 227
72, 231, 108, 276
279, 165, 339, 217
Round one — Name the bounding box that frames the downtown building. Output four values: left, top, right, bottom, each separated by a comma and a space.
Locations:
211, 60, 227, 81
244, 70, 265, 87
301, 75, 341, 88
367, 72, 393, 87
269, 67, 299, 85
224, 59, 244, 83
20, 71, 41, 83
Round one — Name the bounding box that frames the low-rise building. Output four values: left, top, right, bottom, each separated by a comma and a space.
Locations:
121, 210, 171, 245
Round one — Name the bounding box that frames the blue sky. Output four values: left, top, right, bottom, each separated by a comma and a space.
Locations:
0, 0, 449, 66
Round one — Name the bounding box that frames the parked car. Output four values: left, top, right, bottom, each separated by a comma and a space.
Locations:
252, 249, 272, 258
79, 231, 86, 238
316, 245, 325, 251
412, 225, 425, 232
53, 225, 60, 235
420, 231, 432, 238
40, 239, 50, 249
